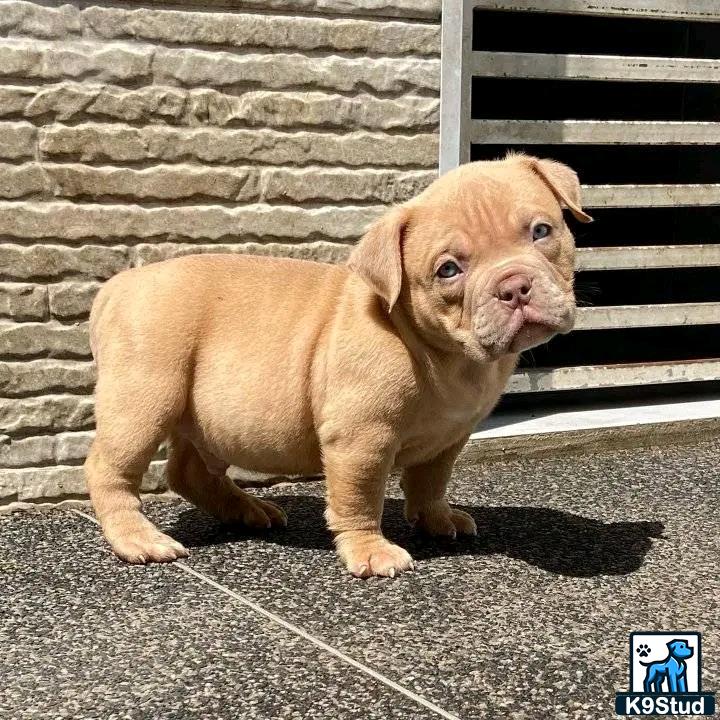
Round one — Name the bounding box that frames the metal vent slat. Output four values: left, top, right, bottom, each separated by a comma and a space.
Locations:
508, 360, 720, 393
471, 0, 720, 21
583, 185, 720, 208
442, 0, 720, 396
470, 120, 720, 145
577, 245, 720, 271
471, 51, 720, 83
576, 303, 720, 330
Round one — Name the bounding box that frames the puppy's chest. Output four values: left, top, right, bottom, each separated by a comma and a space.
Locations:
425, 375, 497, 425
396, 399, 486, 467
396, 372, 505, 466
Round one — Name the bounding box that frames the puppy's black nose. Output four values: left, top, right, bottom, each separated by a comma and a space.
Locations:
496, 274, 532, 309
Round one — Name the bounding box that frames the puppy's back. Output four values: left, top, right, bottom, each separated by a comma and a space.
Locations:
89, 253, 349, 365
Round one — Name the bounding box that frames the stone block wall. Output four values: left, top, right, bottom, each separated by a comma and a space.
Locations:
0, 0, 441, 504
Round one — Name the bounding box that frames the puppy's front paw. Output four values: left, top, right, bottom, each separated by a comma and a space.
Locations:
336, 531, 415, 578
107, 525, 189, 564
407, 500, 477, 539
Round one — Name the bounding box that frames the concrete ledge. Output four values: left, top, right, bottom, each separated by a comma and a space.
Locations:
462, 397, 720, 463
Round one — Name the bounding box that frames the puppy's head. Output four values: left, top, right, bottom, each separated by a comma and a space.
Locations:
349, 154, 592, 362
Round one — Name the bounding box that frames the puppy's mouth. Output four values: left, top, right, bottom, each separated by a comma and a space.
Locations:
476, 305, 573, 356
507, 318, 558, 353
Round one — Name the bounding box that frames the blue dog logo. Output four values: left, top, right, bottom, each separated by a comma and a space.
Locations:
615, 632, 715, 716
640, 639, 693, 693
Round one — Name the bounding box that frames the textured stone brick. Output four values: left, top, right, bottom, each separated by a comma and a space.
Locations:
0, 359, 95, 396
194, 91, 438, 131
0, 393, 94, 436
48, 282, 100, 320
0, 2, 81, 39
145, 461, 168, 491
136, 0, 441, 20
0, 431, 93, 468
0, 284, 48, 321
55, 430, 94, 463
44, 164, 259, 202
39, 124, 146, 162
0, 245, 129, 282
1, 3, 438, 53
36, 164, 434, 203
39, 124, 439, 168
0, 432, 169, 471
0, 122, 37, 160
0, 321, 90, 359
132, 241, 352, 267
258, 167, 435, 203
83, 7, 439, 56
0, 163, 47, 198
0, 40, 438, 93
11, 84, 438, 129
0, 202, 383, 241
0, 39, 153, 83
0, 86, 36, 117
154, 46, 439, 93
0, 461, 166, 502
17, 84, 195, 125
0, 466, 86, 501
0, 0, 440, 45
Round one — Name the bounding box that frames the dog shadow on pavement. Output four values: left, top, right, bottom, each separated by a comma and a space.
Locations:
168, 493, 664, 578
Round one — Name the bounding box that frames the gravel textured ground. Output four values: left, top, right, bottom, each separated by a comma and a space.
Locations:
2, 439, 719, 719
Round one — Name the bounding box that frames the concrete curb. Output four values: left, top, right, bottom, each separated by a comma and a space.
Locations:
460, 417, 720, 464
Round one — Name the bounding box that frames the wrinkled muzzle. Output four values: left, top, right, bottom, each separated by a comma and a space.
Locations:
471, 262, 575, 357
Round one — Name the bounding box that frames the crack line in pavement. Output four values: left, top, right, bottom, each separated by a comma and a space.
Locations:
70, 508, 462, 720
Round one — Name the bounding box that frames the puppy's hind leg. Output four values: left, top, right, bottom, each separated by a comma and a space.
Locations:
167, 434, 287, 529
86, 366, 189, 564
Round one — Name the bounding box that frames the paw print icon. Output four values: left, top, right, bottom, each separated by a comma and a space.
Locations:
636, 643, 651, 658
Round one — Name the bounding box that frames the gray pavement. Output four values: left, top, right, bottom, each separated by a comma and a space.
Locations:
1, 439, 719, 719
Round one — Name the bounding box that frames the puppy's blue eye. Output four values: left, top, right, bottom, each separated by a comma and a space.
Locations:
436, 261, 461, 279
532, 223, 551, 241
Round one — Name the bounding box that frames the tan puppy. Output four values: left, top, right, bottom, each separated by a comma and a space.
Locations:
85, 154, 591, 577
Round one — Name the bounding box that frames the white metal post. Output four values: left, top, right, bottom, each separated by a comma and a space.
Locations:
439, 0, 474, 175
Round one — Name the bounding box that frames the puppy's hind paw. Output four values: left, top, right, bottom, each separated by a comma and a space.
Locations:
408, 501, 477, 539
220, 493, 288, 530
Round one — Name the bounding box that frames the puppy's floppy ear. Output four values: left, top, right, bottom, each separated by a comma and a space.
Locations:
348, 205, 410, 312
532, 158, 594, 224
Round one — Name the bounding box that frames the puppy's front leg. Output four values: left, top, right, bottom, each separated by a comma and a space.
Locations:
401, 438, 477, 539
323, 432, 413, 578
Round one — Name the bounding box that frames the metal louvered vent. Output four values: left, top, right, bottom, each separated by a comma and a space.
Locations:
440, 0, 720, 398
